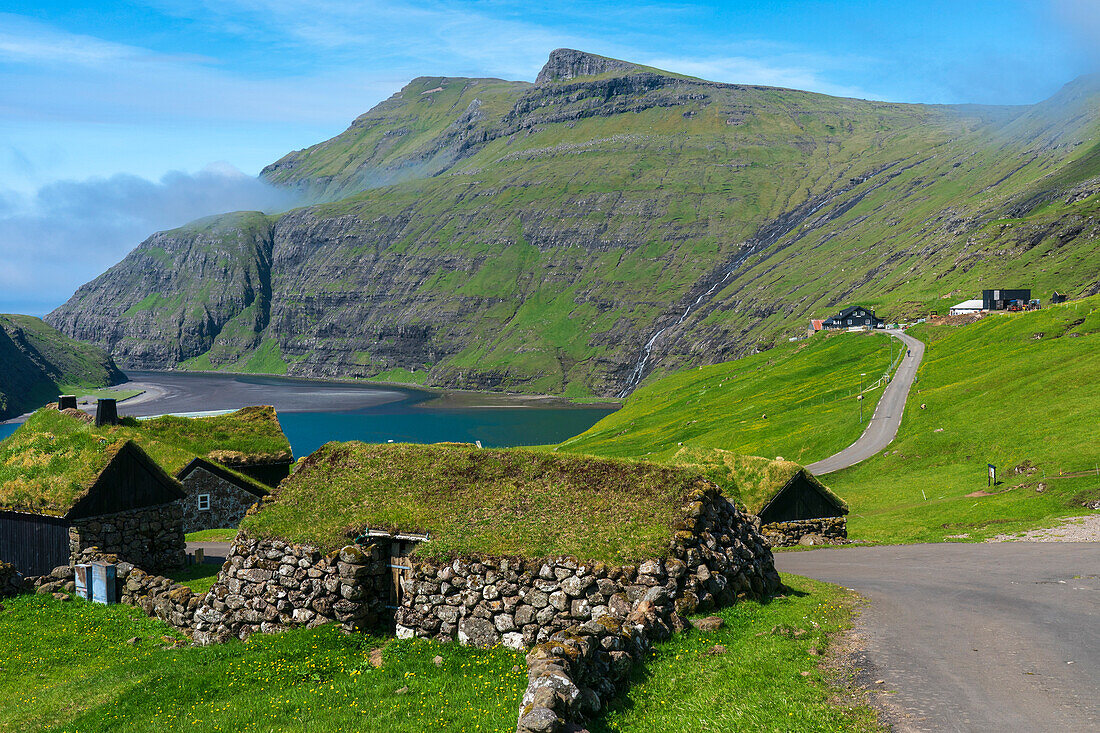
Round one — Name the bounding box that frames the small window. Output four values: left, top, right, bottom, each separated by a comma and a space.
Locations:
197, 494, 211, 511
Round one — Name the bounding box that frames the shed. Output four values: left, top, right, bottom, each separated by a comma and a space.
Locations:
950, 299, 984, 315
175, 458, 268, 533
671, 447, 848, 546
1051, 291, 1068, 304
982, 288, 1031, 310
0, 410, 187, 575
821, 305, 883, 330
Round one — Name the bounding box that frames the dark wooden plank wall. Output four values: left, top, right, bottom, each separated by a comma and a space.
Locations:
68, 442, 184, 520
759, 475, 845, 523
0, 511, 70, 576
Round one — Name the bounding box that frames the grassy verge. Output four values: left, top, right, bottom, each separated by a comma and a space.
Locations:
166, 564, 221, 594
559, 331, 897, 465
0, 594, 526, 733
185, 528, 238, 543
595, 574, 881, 732
58, 386, 145, 402
828, 296, 1100, 543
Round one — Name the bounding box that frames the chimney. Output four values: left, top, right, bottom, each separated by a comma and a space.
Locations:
95, 398, 119, 427
58, 395, 77, 411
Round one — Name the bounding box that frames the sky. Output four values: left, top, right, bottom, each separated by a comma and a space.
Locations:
1, 0, 1099, 315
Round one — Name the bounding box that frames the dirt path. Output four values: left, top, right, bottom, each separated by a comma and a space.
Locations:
806, 329, 924, 475
776, 543, 1100, 732
989, 514, 1100, 542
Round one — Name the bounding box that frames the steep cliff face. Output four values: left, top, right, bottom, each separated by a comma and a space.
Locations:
48, 212, 275, 370
0, 315, 124, 421
47, 51, 1100, 396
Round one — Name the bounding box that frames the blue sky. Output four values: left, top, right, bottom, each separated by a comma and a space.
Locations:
1, 0, 1099, 314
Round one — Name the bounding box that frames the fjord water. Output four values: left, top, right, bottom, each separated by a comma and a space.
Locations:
0, 371, 614, 455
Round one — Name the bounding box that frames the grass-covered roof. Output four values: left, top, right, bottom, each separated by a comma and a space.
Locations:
671, 447, 847, 516
0, 406, 289, 515
241, 442, 715, 563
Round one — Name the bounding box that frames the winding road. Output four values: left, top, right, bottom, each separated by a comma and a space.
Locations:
806, 329, 925, 475
777, 543, 1100, 732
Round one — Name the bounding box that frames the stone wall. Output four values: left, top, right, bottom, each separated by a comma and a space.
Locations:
190, 538, 391, 645
395, 485, 778, 652
69, 502, 186, 573
178, 466, 263, 533
0, 560, 24, 599
762, 517, 847, 547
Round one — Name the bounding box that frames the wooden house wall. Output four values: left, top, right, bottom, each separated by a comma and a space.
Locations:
0, 511, 70, 576
759, 475, 846, 523
68, 443, 184, 520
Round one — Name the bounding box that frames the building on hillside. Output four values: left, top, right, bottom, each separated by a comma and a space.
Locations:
1051, 291, 1068, 304
949, 299, 984, 315
671, 448, 848, 546
983, 289, 1031, 311
821, 306, 883, 330
176, 458, 268, 533
809, 319, 825, 333
0, 437, 186, 576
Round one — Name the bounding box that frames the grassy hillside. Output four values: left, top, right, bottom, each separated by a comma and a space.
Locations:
558, 330, 898, 465
827, 295, 1100, 542
47, 52, 1100, 397
557, 297, 1099, 542
243, 442, 712, 562
0, 314, 123, 421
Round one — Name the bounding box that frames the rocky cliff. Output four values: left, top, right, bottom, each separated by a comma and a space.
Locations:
47, 51, 1100, 397
0, 314, 124, 421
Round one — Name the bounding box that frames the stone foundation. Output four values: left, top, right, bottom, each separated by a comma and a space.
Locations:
762, 517, 847, 547
68, 502, 186, 573
190, 538, 390, 645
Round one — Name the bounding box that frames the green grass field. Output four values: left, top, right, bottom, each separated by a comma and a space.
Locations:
597, 575, 882, 733
184, 529, 238, 543
827, 296, 1100, 543
559, 330, 898, 465
0, 575, 873, 732
558, 297, 1100, 543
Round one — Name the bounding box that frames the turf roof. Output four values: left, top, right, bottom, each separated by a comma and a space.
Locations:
241, 441, 715, 563
0, 406, 289, 515
671, 447, 847, 516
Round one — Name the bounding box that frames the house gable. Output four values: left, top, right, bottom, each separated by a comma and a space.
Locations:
757, 470, 848, 524
67, 441, 186, 520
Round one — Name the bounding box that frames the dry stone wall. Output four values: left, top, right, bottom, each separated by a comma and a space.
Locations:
190, 537, 390, 645
69, 502, 186, 573
762, 517, 846, 547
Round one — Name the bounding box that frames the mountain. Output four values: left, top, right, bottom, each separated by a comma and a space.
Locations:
47, 50, 1100, 397
0, 314, 125, 421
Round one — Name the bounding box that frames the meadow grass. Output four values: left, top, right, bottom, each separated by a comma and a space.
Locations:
827, 295, 1100, 543
0, 594, 526, 733
595, 574, 882, 733
559, 330, 897, 465
184, 528, 238, 543
0, 575, 873, 732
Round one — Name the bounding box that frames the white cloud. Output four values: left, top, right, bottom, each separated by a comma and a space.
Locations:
0, 165, 298, 315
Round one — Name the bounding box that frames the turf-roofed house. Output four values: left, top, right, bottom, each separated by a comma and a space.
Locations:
192, 441, 781, 731
0, 409, 187, 576
674, 448, 849, 546
130, 406, 292, 532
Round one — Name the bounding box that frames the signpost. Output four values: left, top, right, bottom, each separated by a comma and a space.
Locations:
988, 464, 996, 487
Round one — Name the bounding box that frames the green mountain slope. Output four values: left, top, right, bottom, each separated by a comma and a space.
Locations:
559, 298, 1100, 542
557, 330, 898, 464
0, 314, 124, 421
47, 50, 1100, 397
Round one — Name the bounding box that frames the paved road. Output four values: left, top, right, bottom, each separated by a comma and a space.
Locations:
777, 543, 1100, 732
186, 541, 234, 564
806, 329, 925, 475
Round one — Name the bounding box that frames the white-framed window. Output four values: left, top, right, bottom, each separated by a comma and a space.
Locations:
197, 494, 211, 511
